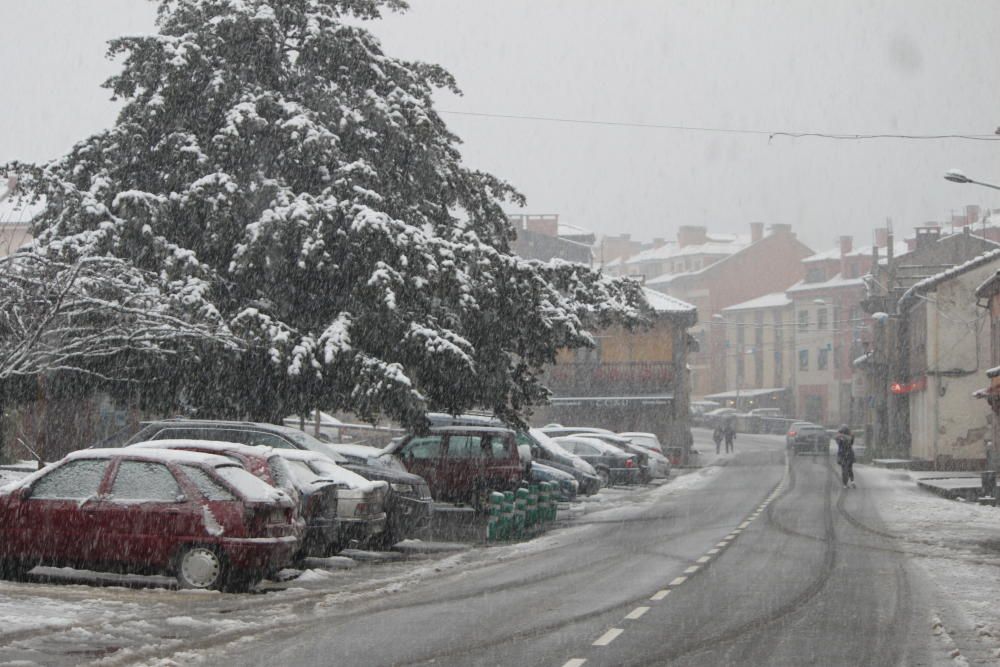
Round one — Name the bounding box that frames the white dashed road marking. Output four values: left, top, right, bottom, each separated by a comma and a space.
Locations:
669, 576, 687, 586
562, 660, 587, 667
593, 628, 624, 646
696, 555, 711, 564
650, 589, 670, 601
684, 565, 700, 574
625, 606, 650, 620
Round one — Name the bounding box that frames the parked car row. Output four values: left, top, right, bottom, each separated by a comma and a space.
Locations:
0, 416, 675, 593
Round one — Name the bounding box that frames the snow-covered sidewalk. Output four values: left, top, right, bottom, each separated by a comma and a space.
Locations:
860, 465, 1000, 664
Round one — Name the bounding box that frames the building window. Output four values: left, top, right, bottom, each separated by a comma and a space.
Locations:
799, 349, 809, 371
818, 348, 829, 370
806, 268, 825, 283
798, 311, 809, 331
817, 308, 828, 331
833, 345, 841, 369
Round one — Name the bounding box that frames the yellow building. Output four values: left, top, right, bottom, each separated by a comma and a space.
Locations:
540, 289, 698, 451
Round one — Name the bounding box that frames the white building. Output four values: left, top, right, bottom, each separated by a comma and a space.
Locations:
899, 249, 1000, 466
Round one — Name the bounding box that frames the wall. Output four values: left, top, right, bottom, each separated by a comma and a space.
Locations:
665, 230, 812, 395
908, 261, 995, 466
722, 304, 795, 396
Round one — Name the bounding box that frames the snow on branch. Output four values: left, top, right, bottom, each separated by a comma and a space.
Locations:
0, 252, 238, 381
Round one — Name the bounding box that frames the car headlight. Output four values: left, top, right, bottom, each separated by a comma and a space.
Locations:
390, 483, 415, 494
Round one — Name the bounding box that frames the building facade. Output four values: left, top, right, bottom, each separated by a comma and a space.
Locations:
717, 292, 795, 413
537, 289, 698, 453
646, 223, 813, 397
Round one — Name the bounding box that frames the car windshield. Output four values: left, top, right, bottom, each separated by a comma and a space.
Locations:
4, 3, 994, 664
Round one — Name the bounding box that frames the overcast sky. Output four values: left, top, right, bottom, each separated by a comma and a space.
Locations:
3, 0, 999, 252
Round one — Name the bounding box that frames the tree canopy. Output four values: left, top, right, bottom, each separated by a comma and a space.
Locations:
8, 0, 648, 428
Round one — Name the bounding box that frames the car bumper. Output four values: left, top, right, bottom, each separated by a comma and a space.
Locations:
388, 496, 434, 537
301, 518, 339, 557
793, 442, 829, 455
339, 514, 387, 543
609, 468, 641, 485
219, 535, 299, 572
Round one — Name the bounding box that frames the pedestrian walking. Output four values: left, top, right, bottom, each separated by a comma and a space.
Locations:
835, 425, 856, 488
713, 426, 724, 454
723, 421, 736, 453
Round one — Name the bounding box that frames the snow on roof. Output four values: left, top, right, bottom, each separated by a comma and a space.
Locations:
786, 273, 865, 294
722, 292, 791, 312
975, 270, 1000, 298
900, 248, 1000, 311
802, 242, 909, 264
608, 235, 751, 268
557, 221, 593, 238
642, 287, 696, 314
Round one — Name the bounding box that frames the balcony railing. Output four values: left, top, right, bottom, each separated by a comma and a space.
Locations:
546, 362, 676, 397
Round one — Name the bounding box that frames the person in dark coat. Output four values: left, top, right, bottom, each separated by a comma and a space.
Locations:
723, 421, 736, 453
712, 426, 724, 454
835, 425, 856, 488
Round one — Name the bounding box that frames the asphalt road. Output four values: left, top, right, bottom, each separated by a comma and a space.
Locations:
229, 430, 939, 667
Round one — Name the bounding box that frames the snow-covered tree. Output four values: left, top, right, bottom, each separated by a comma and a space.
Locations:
9, 0, 647, 427
0, 252, 236, 383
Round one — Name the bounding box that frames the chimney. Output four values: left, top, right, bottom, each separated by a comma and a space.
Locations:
677, 225, 708, 248
913, 225, 941, 250
652, 237, 667, 249
874, 227, 888, 248
967, 205, 981, 225
524, 214, 558, 237
839, 235, 853, 277
839, 235, 853, 256
750, 222, 764, 243
952, 213, 969, 228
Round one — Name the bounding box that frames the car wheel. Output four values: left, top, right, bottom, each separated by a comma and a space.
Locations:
597, 467, 610, 487
176, 545, 227, 591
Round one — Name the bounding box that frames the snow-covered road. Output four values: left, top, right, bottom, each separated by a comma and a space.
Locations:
3, 433, 1000, 666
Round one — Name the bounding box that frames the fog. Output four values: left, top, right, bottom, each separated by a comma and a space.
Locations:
3, 0, 999, 249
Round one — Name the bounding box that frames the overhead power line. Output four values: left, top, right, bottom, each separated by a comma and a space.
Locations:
438, 110, 1000, 142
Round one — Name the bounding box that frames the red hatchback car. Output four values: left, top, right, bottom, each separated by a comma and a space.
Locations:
0, 448, 300, 591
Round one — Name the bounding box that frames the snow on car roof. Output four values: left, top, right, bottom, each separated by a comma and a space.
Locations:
324, 443, 386, 457
271, 449, 384, 491
71, 447, 235, 467
129, 439, 277, 460
552, 434, 627, 454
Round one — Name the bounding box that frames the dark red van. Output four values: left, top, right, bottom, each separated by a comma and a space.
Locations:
0, 448, 300, 591
382, 426, 525, 507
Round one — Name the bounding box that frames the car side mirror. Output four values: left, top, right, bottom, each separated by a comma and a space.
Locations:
517, 444, 532, 464
175, 494, 187, 503
19, 487, 32, 500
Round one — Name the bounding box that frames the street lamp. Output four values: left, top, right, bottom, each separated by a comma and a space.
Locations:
944, 169, 1000, 191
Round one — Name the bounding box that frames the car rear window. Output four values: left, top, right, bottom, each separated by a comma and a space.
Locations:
111, 461, 182, 502
285, 459, 322, 486
214, 465, 284, 502
31, 459, 109, 500
179, 465, 236, 501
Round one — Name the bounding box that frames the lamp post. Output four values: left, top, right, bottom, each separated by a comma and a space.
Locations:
944, 169, 1000, 191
